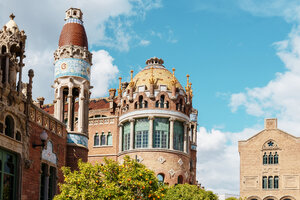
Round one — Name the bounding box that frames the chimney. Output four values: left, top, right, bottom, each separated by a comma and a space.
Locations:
264, 118, 277, 129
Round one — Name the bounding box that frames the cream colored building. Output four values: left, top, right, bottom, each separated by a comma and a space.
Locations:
239, 119, 300, 200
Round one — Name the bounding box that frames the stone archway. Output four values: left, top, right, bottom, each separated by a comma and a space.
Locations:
263, 196, 278, 200
280, 196, 296, 200
247, 196, 261, 200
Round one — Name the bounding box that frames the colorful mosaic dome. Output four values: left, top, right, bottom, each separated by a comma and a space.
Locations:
128, 57, 183, 91
58, 14, 88, 48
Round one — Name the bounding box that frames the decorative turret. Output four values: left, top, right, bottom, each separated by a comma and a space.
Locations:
0, 14, 26, 100
52, 8, 92, 169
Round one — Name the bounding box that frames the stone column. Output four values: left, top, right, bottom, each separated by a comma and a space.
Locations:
193, 125, 197, 144
119, 124, 123, 152
17, 59, 23, 93
148, 116, 154, 148
184, 122, 188, 153
5, 55, 9, 85
67, 86, 73, 131
169, 118, 175, 150
78, 84, 85, 132
129, 118, 135, 150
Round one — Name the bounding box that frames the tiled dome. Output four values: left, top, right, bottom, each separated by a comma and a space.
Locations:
58, 18, 88, 48
128, 57, 183, 91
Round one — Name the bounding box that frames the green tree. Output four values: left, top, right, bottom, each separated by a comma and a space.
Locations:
163, 184, 218, 200
54, 156, 166, 200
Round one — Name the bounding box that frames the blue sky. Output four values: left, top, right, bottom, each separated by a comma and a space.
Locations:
2, 0, 300, 195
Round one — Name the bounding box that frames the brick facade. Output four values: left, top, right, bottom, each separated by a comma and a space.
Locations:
239, 119, 299, 200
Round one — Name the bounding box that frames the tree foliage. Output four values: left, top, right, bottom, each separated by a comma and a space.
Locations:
163, 184, 218, 200
54, 156, 166, 200
54, 156, 218, 200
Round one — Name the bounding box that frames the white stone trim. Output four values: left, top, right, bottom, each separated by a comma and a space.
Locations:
119, 109, 189, 122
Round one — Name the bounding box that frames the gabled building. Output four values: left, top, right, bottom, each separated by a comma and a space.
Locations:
239, 119, 299, 200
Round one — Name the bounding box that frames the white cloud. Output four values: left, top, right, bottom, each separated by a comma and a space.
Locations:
229, 25, 300, 135
90, 50, 119, 98
0, 0, 161, 102
238, 0, 300, 23
139, 39, 150, 46
197, 126, 259, 194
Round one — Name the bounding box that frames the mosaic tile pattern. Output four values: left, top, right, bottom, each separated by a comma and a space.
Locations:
67, 133, 88, 147
55, 58, 91, 81
42, 141, 57, 165
65, 18, 83, 25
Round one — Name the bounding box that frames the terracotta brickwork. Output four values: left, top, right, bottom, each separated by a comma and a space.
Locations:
66, 145, 88, 170
239, 119, 299, 200
22, 121, 67, 200
86, 57, 198, 186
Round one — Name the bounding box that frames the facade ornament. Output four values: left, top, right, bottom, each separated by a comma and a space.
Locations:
185, 171, 189, 179
118, 77, 122, 98
171, 68, 177, 86
129, 70, 134, 88
178, 158, 183, 166
168, 169, 175, 177
158, 156, 166, 164
149, 66, 155, 84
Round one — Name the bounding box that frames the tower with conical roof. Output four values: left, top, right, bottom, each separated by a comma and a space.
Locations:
0, 14, 26, 104
53, 8, 92, 168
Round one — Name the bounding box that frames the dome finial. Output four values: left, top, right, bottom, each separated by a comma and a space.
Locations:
9, 13, 15, 20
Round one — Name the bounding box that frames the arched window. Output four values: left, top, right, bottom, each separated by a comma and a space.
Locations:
274, 176, 279, 189
263, 152, 268, 165
179, 99, 183, 111
262, 176, 267, 189
274, 152, 278, 164
157, 174, 164, 183
135, 118, 149, 148
268, 176, 273, 189
166, 101, 169, 109
144, 101, 148, 108
138, 96, 143, 108
5, 115, 14, 138
177, 175, 183, 184
100, 132, 106, 146
268, 152, 273, 164
160, 95, 165, 108
107, 132, 112, 146
123, 122, 130, 151
174, 121, 184, 151
16, 131, 21, 141
94, 133, 99, 146
154, 118, 169, 148
155, 101, 159, 108
134, 102, 137, 109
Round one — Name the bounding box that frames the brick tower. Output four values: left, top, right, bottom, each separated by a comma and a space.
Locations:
53, 8, 92, 169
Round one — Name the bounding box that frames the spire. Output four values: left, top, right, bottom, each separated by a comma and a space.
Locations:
118, 77, 122, 95
185, 74, 191, 92
171, 68, 177, 86
129, 70, 134, 88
